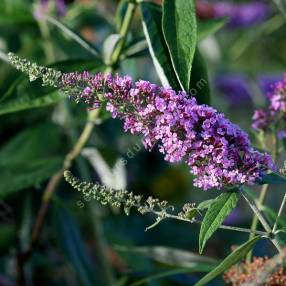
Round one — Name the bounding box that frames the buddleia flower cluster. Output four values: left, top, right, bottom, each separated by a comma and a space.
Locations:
8, 53, 274, 190
252, 74, 286, 139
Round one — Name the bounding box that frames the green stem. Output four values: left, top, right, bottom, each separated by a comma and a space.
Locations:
247, 130, 279, 261
273, 193, 286, 234
241, 190, 284, 256
248, 184, 269, 243
111, 1, 136, 65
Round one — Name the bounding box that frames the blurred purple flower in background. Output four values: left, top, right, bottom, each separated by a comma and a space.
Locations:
257, 74, 284, 94
35, 0, 66, 19
214, 74, 252, 106
252, 74, 286, 135
214, 1, 271, 28
55, 0, 66, 17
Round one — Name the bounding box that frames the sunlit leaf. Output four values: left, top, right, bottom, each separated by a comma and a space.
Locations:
140, 2, 180, 90
162, 0, 197, 91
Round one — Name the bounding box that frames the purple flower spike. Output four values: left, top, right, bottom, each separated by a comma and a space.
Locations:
61, 72, 274, 190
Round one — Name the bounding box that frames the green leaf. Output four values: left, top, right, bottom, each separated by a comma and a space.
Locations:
0, 123, 64, 198
115, 245, 219, 270
199, 192, 239, 254
0, 90, 65, 115
115, 0, 129, 31
162, 0, 197, 91
56, 207, 97, 286
0, 1, 35, 25
140, 2, 180, 90
260, 172, 286, 185
194, 236, 261, 286
197, 18, 227, 41
189, 49, 210, 104
0, 157, 63, 198
0, 123, 63, 165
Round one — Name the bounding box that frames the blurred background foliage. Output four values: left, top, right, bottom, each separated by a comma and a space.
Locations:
0, 0, 286, 285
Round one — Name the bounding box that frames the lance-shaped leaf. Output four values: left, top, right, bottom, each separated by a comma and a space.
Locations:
162, 0, 197, 91
140, 2, 180, 90
199, 192, 239, 253
194, 236, 261, 286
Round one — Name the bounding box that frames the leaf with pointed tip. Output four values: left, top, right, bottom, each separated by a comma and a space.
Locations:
199, 192, 239, 253
194, 236, 261, 286
162, 0, 197, 91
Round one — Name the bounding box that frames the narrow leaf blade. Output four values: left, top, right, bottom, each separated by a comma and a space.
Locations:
194, 237, 261, 286
162, 0, 197, 91
199, 192, 239, 253
140, 2, 180, 90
